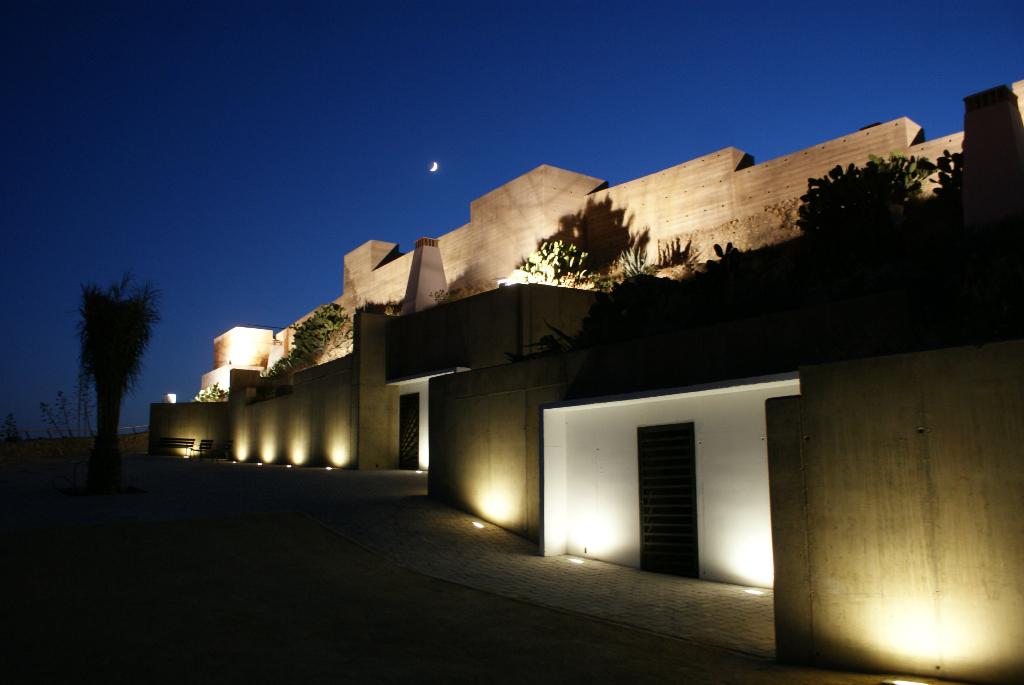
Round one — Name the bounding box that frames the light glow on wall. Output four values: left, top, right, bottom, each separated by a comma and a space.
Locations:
568, 508, 621, 560
260, 440, 276, 464
720, 530, 775, 589
871, 601, 942, 666
328, 442, 350, 468
290, 438, 308, 466
480, 489, 516, 528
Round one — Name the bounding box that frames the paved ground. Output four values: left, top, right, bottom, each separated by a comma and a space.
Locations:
3, 511, 892, 685
0, 454, 956, 683
0, 454, 772, 657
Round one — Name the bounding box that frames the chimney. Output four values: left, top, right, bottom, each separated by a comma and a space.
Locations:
401, 237, 447, 315
962, 83, 1024, 227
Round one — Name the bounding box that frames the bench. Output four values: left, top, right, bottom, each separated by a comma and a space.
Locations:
188, 439, 214, 460
157, 437, 195, 457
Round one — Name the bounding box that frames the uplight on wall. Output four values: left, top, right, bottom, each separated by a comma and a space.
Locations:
290, 439, 307, 466
260, 438, 276, 464
479, 489, 516, 527
328, 441, 349, 468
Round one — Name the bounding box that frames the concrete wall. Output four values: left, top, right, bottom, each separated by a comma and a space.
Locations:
386, 283, 596, 381
429, 354, 570, 539
351, 313, 399, 469
766, 340, 1024, 684
229, 313, 398, 469
542, 376, 799, 588
429, 293, 912, 540
148, 402, 230, 456
224, 286, 594, 473
231, 356, 358, 467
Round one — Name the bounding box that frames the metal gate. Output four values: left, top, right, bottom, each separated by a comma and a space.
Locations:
637, 422, 698, 577
399, 393, 419, 470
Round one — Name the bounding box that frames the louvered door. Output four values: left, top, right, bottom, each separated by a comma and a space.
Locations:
637, 423, 698, 577
399, 393, 419, 470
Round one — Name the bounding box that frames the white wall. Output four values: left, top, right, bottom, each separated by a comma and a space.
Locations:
542, 375, 799, 588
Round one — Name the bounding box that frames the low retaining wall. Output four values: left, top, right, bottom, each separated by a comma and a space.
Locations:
1, 432, 149, 463
148, 402, 230, 456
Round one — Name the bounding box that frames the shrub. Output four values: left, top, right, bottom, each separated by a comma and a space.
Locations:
797, 153, 935, 236
194, 383, 229, 402
264, 303, 352, 378
3, 413, 19, 442
508, 240, 593, 289
617, 245, 656, 280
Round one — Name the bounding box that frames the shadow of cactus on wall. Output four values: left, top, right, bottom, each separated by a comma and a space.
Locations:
550, 196, 637, 270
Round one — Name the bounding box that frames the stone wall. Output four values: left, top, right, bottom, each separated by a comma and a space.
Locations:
340, 114, 967, 312
766, 340, 1024, 684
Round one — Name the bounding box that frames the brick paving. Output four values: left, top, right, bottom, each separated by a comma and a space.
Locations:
322, 491, 775, 659
0, 455, 775, 659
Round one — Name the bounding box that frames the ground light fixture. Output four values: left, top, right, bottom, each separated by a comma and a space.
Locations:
568, 557, 585, 565
415, 470, 424, 474
286, 464, 292, 469
472, 521, 485, 529
881, 681, 929, 685
325, 466, 333, 471
743, 588, 766, 596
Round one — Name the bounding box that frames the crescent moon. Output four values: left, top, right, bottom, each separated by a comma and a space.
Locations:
429, 161, 439, 172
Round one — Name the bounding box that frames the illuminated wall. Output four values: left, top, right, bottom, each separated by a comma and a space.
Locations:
767, 340, 1024, 684
148, 401, 230, 456
543, 375, 799, 588
230, 353, 357, 468
202, 326, 275, 391
213, 326, 274, 369
227, 313, 396, 470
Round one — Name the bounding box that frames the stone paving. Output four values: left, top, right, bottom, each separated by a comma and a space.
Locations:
0, 454, 775, 659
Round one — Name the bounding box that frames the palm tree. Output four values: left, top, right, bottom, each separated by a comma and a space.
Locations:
79, 276, 159, 494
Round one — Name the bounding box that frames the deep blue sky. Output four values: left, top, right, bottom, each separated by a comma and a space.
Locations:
2, 1, 1022, 431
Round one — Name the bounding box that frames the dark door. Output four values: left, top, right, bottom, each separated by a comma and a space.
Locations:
399, 393, 420, 470
637, 422, 698, 577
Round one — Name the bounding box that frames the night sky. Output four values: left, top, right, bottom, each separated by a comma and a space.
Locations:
2, 1, 1022, 431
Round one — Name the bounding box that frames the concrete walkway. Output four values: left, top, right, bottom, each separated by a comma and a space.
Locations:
1, 454, 773, 658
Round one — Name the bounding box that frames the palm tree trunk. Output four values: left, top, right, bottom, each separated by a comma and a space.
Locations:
87, 394, 121, 494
